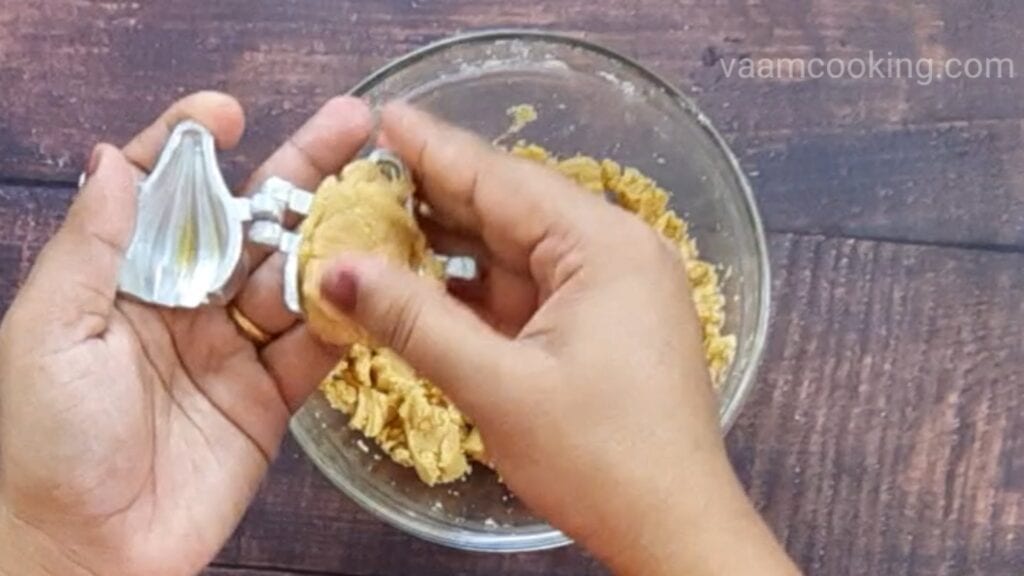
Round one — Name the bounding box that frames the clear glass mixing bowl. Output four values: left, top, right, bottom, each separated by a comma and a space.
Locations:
290, 30, 771, 553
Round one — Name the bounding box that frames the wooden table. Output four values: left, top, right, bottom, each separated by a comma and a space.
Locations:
2, 2, 1022, 574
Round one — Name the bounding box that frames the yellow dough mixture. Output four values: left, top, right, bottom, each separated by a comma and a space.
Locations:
321, 344, 487, 486
299, 158, 431, 347
311, 132, 735, 487
301, 158, 485, 485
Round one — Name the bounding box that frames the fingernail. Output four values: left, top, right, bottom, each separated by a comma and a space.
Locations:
86, 145, 105, 177
322, 265, 359, 312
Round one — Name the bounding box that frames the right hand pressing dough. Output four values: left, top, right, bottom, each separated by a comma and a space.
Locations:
303, 147, 735, 486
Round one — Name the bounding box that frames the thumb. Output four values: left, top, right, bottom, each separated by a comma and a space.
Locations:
319, 255, 517, 415
18, 144, 138, 343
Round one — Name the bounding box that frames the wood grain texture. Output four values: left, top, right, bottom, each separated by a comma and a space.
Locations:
731, 234, 1024, 576
1, 1, 1023, 247
3, 185, 1018, 575
0, 186, 73, 303
737, 119, 1024, 249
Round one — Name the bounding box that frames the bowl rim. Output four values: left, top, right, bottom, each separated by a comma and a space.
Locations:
290, 28, 772, 554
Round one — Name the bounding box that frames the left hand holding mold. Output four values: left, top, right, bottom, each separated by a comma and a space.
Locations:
0, 92, 372, 576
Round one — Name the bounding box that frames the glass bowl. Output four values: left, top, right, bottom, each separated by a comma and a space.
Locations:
289, 30, 771, 553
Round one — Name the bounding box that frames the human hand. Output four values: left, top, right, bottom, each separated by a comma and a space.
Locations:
0, 92, 372, 576
319, 104, 799, 575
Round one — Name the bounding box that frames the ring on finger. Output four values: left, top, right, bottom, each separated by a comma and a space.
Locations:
227, 304, 273, 346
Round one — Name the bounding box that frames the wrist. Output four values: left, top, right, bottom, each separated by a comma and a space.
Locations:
0, 509, 29, 576
589, 457, 799, 576
0, 510, 23, 576
0, 502, 96, 576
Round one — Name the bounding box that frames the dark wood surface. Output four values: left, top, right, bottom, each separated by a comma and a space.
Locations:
1, 1, 1022, 575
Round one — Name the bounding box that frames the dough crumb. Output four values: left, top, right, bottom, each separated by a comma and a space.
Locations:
494, 104, 539, 145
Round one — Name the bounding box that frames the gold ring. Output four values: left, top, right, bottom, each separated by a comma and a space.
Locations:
227, 305, 272, 346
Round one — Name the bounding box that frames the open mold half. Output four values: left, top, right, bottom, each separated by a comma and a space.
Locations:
118, 121, 250, 308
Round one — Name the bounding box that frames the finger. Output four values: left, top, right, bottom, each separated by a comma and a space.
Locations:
241, 96, 373, 267
233, 97, 373, 336
123, 91, 245, 173
18, 145, 137, 344
379, 102, 605, 276
318, 254, 529, 417
260, 324, 342, 412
